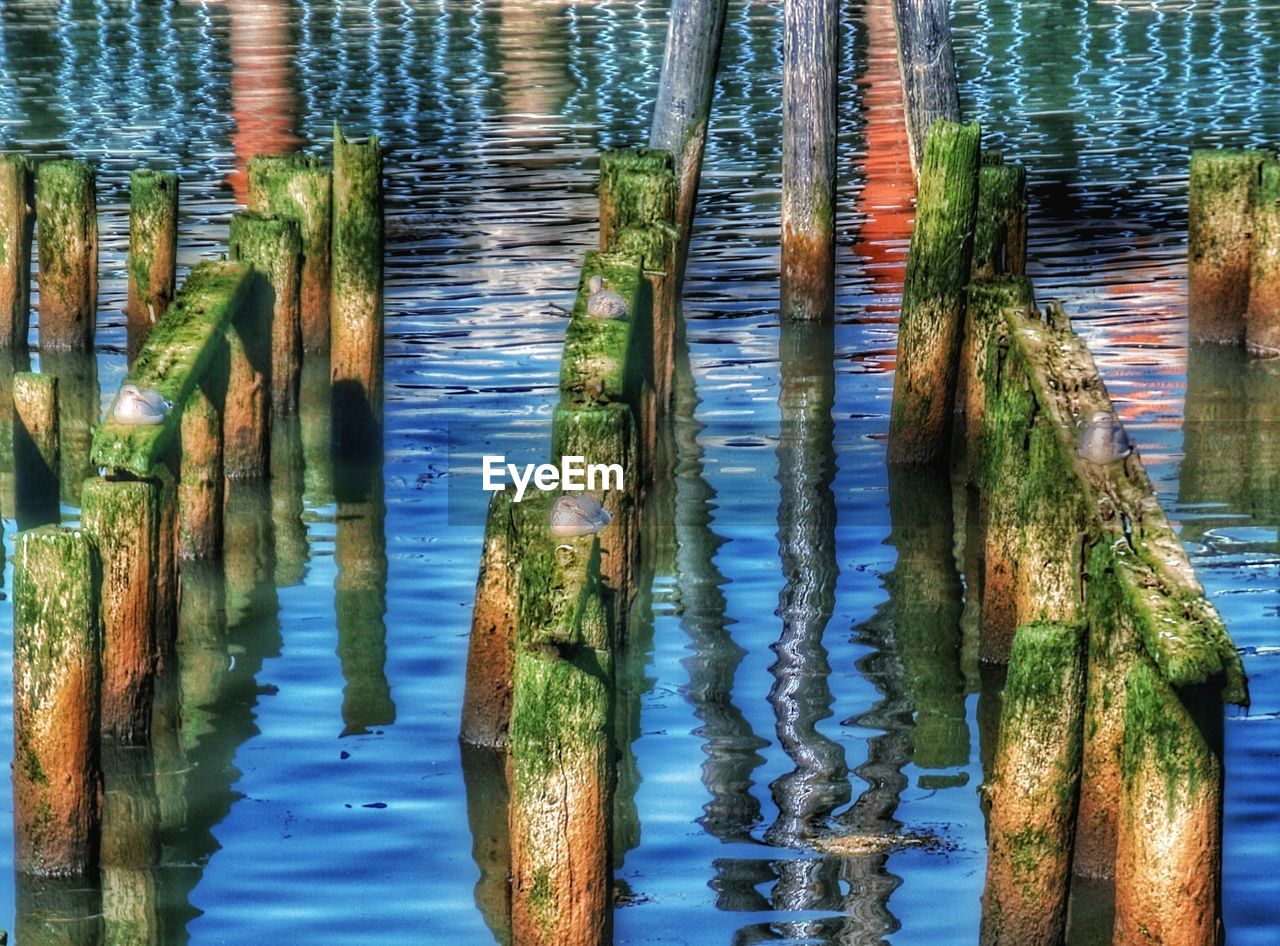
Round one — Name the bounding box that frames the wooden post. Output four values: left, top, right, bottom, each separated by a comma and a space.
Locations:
0, 154, 34, 350
35, 159, 97, 352
649, 0, 729, 276
1248, 156, 1280, 356
781, 0, 838, 322
331, 124, 385, 450
246, 153, 332, 352
154, 460, 179, 658
972, 154, 1027, 279
461, 489, 518, 748
887, 120, 980, 465
229, 211, 302, 416
125, 169, 178, 363
81, 478, 159, 744
13, 525, 102, 877
1188, 149, 1263, 345
981, 621, 1086, 945
892, 0, 962, 176
13, 371, 59, 530
222, 269, 272, 479
178, 353, 227, 561
1113, 663, 1223, 946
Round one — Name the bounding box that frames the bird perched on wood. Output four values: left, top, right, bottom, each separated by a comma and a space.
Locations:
549, 493, 613, 536
586, 275, 629, 320
1077, 410, 1132, 464
111, 383, 171, 426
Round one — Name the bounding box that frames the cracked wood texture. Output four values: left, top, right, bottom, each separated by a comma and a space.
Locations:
891, 0, 961, 176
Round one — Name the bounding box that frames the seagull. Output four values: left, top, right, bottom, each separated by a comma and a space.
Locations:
549, 494, 613, 537
586, 275, 628, 320
1077, 410, 1132, 465
111, 383, 171, 426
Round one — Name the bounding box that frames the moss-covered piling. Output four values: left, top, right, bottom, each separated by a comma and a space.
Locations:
13, 526, 102, 877
223, 269, 273, 480
82, 478, 159, 744
1188, 149, 1263, 345
246, 153, 332, 352
1247, 157, 1280, 357
178, 352, 227, 561
461, 490, 519, 749
331, 125, 385, 450
972, 155, 1027, 279
35, 160, 97, 352
981, 621, 1086, 945
125, 170, 178, 363
888, 119, 980, 465
0, 154, 34, 350
230, 211, 302, 416
13, 371, 60, 530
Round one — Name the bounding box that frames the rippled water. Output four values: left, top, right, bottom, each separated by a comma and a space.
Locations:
0, 0, 1276, 942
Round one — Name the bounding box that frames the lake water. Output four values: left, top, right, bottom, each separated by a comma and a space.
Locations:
0, 0, 1276, 943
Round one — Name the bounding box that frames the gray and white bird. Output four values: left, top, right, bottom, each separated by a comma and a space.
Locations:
1077, 410, 1132, 465
549, 494, 613, 537
111, 383, 171, 426
586, 275, 629, 320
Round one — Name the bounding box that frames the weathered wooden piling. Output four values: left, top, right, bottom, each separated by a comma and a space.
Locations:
972, 154, 1027, 279
781, 0, 838, 321
223, 270, 273, 480
82, 478, 159, 744
35, 159, 97, 352
981, 621, 1086, 945
331, 125, 385, 449
125, 169, 179, 363
230, 211, 302, 416
1188, 149, 1263, 345
1248, 156, 1280, 357
461, 489, 518, 749
179, 360, 227, 561
887, 120, 980, 465
0, 154, 34, 350
246, 153, 332, 352
891, 0, 962, 176
13, 526, 102, 877
13, 371, 60, 530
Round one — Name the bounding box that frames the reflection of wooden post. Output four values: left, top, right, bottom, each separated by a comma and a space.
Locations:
891, 0, 961, 176
16, 874, 103, 945
101, 744, 164, 946
270, 413, 308, 586
229, 211, 302, 415
13, 526, 102, 877
0, 153, 34, 350
35, 159, 97, 352
0, 348, 30, 516
125, 169, 178, 362
1188, 149, 1262, 345
461, 744, 512, 946
41, 351, 98, 508
13, 371, 59, 530
300, 357, 333, 505
82, 478, 159, 744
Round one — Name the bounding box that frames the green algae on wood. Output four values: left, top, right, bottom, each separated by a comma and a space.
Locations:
1188, 148, 1264, 345
331, 124, 385, 449
222, 268, 273, 480
560, 252, 646, 409
972, 157, 1027, 279
887, 119, 980, 465
981, 622, 1086, 945
230, 211, 302, 416
13, 525, 103, 877
13, 371, 60, 531
125, 169, 178, 363
598, 148, 676, 249
35, 159, 98, 352
246, 153, 332, 352
1248, 157, 1280, 356
0, 154, 34, 350
91, 261, 251, 477
178, 351, 226, 561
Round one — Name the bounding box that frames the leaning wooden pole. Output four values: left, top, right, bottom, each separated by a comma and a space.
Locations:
125, 169, 178, 363
35, 159, 98, 352
781, 0, 839, 322
13, 525, 102, 877
0, 154, 34, 351
891, 0, 962, 177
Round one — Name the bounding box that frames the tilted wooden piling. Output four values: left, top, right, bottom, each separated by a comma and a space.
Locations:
13, 371, 60, 530
887, 120, 980, 465
81, 478, 159, 744
330, 125, 385, 450
246, 153, 332, 352
35, 159, 97, 352
1188, 149, 1263, 345
13, 526, 102, 877
125, 169, 179, 363
230, 211, 302, 416
781, 0, 838, 321
1247, 157, 1280, 357
892, 0, 962, 176
0, 154, 34, 350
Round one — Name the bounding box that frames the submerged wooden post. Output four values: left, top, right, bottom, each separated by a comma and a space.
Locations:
972, 154, 1027, 279
229, 211, 302, 415
246, 153, 332, 352
981, 621, 1086, 945
13, 526, 102, 877
888, 120, 980, 465
649, 0, 729, 275
0, 154, 34, 350
13, 371, 60, 530
892, 0, 962, 176
35, 159, 97, 352
125, 169, 178, 363
222, 269, 273, 479
330, 125, 385, 450
82, 478, 159, 744
1188, 149, 1263, 345
781, 0, 838, 321
1248, 157, 1280, 357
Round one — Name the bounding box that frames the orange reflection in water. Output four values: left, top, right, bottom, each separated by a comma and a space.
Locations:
227, 0, 301, 202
